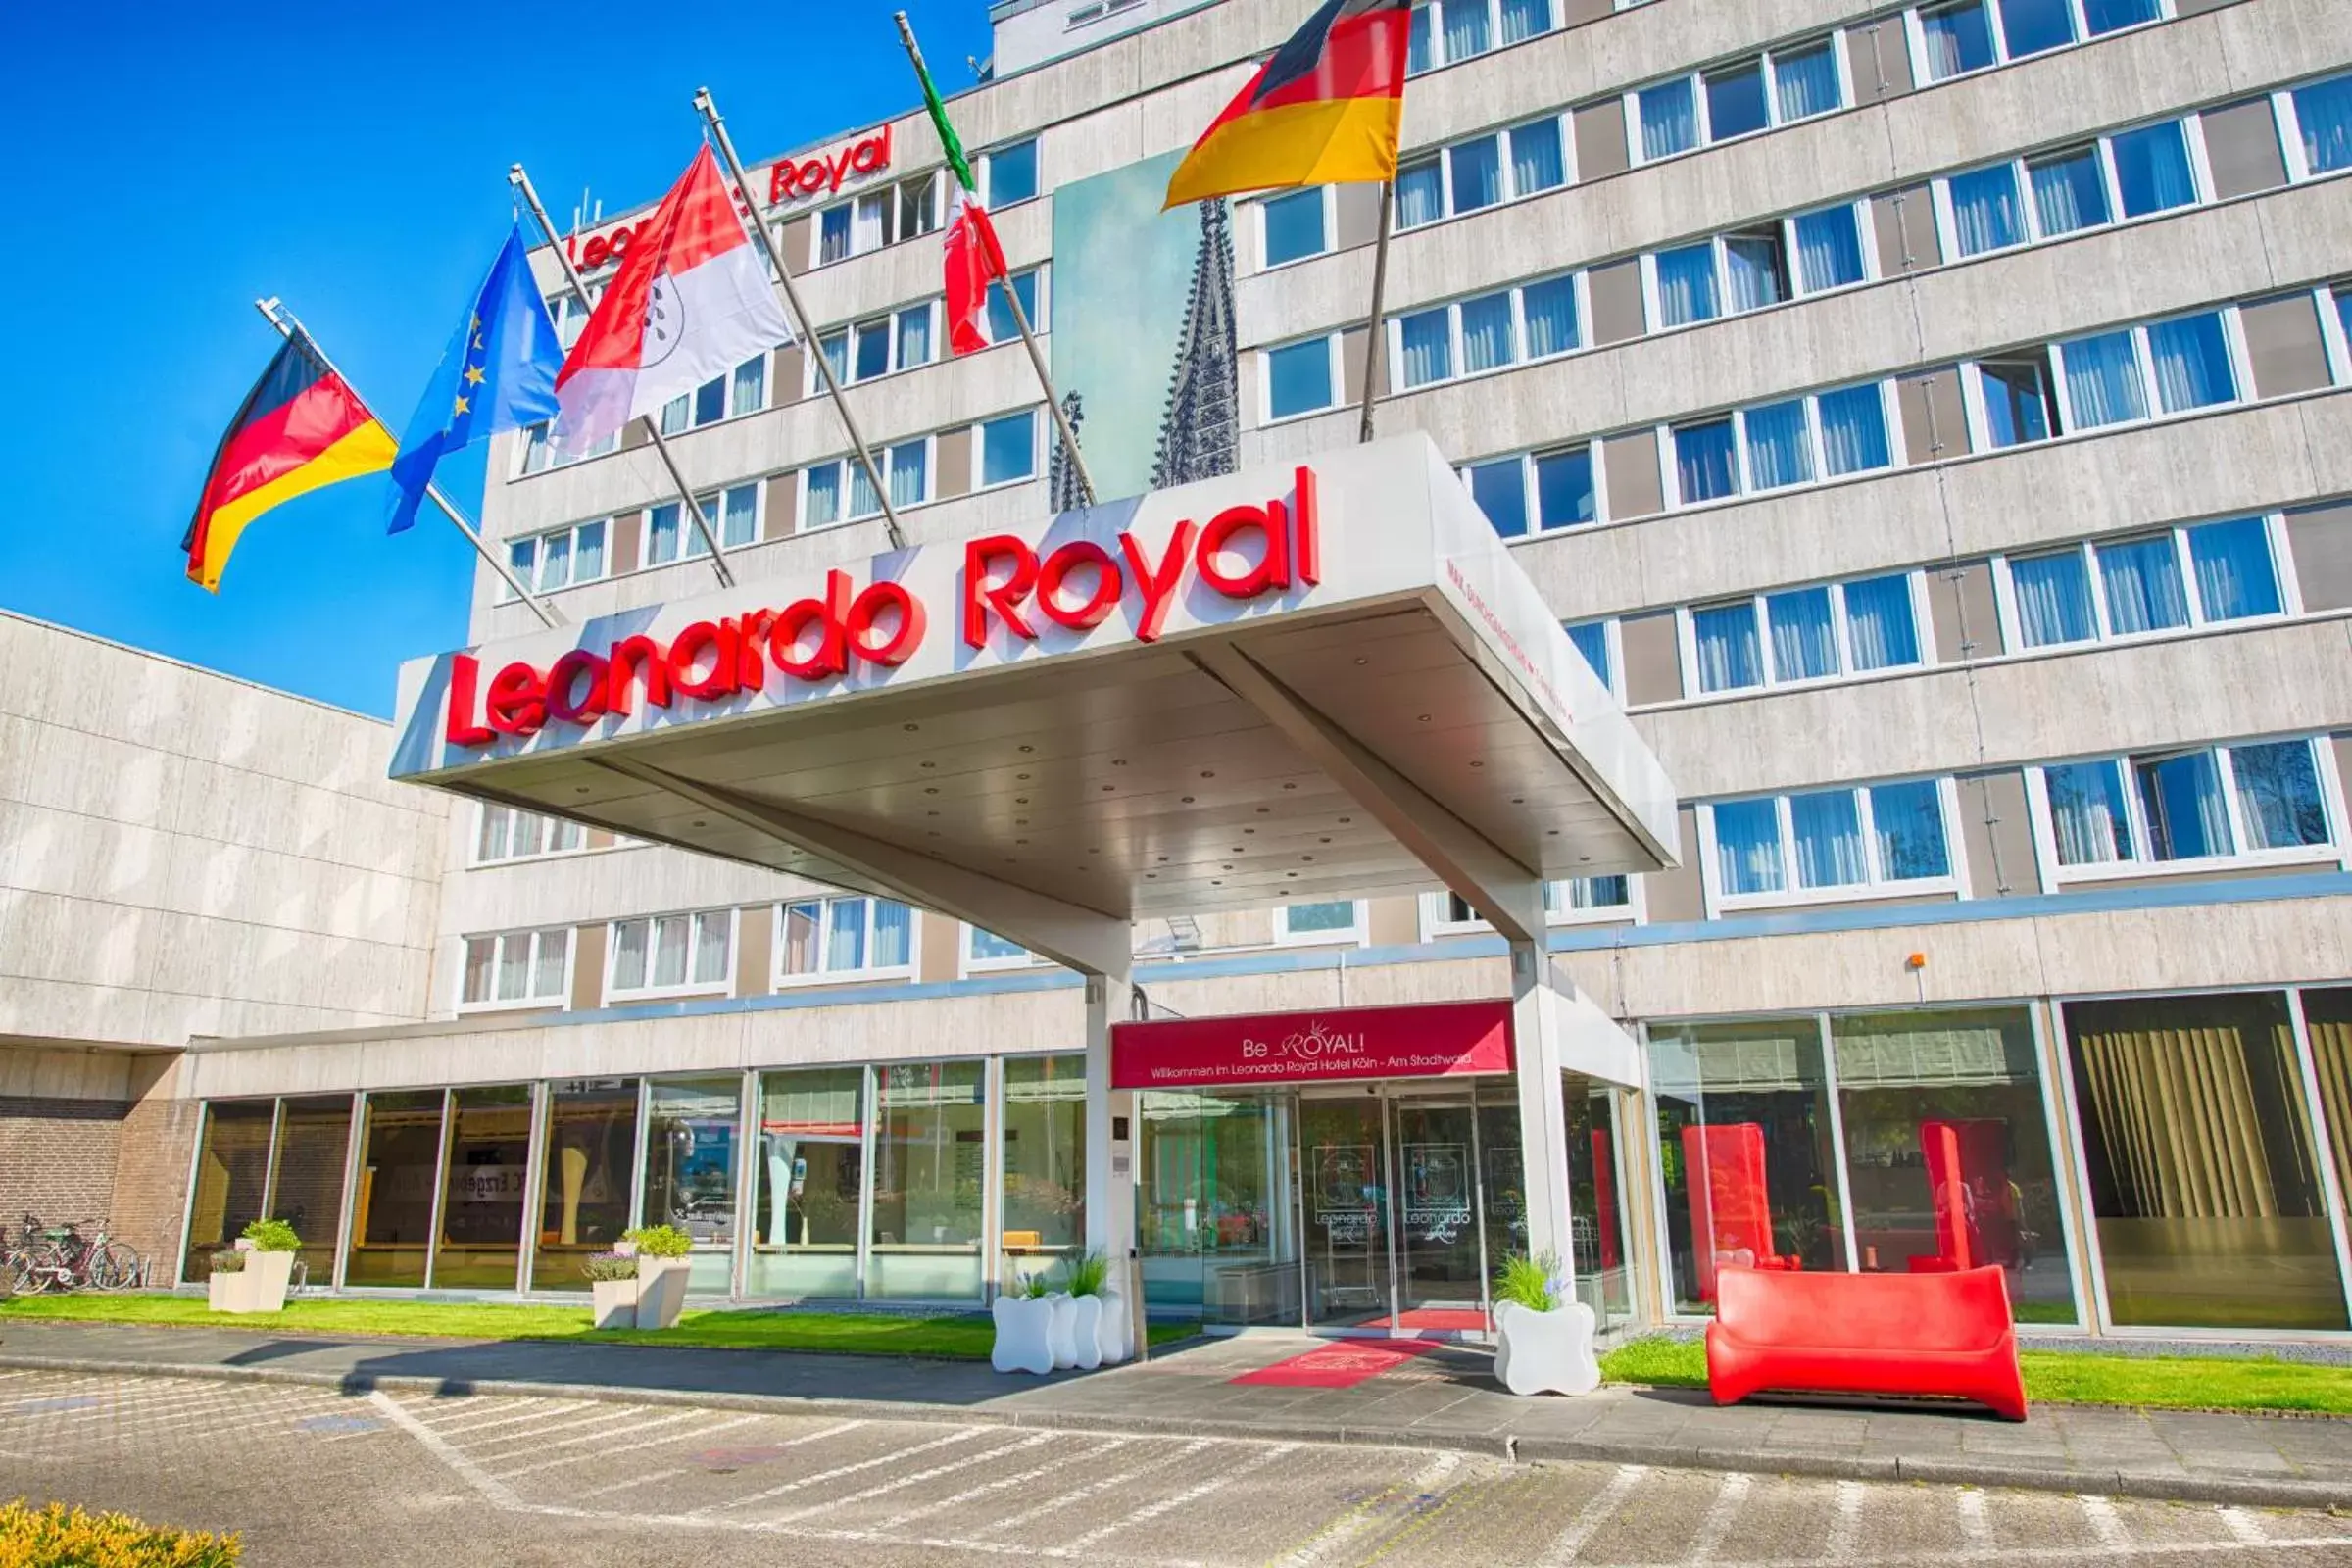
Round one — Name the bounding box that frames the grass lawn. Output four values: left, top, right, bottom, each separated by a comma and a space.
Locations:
1596, 1335, 2352, 1416
0, 1293, 1195, 1360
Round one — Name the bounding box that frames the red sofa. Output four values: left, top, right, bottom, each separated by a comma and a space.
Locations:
1705, 1262, 2028, 1421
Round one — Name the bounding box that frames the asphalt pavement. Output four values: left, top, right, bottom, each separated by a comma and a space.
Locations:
3, 1368, 2350, 1567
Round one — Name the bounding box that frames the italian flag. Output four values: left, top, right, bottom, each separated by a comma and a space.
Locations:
554, 145, 795, 452
914, 49, 1009, 357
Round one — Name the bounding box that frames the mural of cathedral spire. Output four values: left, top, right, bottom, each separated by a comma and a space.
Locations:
1048, 391, 1089, 514
1149, 198, 1240, 491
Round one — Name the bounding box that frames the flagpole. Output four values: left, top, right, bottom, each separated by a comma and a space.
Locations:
893, 12, 1097, 512
1357, 180, 1396, 445
508, 165, 737, 587
685, 94, 913, 553
253, 298, 564, 629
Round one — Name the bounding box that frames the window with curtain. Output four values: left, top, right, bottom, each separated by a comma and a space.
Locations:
887, 441, 928, 511
2046, 760, 2133, 864
1448, 135, 1504, 213
1654, 243, 1720, 326
2097, 534, 2190, 635
1535, 447, 1595, 529
1872, 781, 1952, 879
1793, 207, 1866, 293
2083, 0, 2160, 31
1712, 800, 1786, 895
1705, 61, 1770, 142
1262, 188, 1328, 268
732, 354, 766, 416
695, 374, 728, 425
818, 330, 851, 386
1998, 0, 2075, 56
1978, 360, 2054, 447
1500, 0, 1550, 44
1723, 232, 1789, 313
852, 320, 892, 383
1407, 2, 1434, 73
2146, 312, 2236, 414
1640, 79, 1699, 160
1947, 165, 2024, 256
1817, 385, 1892, 475
611, 911, 730, 996
2232, 741, 2330, 851
1459, 292, 1516, 373
1772, 40, 1842, 122
1766, 587, 1839, 681
2294, 75, 2352, 175
2059, 329, 2149, 429
1521, 275, 1579, 359
2028, 147, 2110, 237
1843, 575, 1921, 670
1510, 119, 1566, 196
1266, 339, 1335, 418
648, 502, 682, 564
849, 461, 882, 520
895, 307, 933, 372
2113, 122, 2198, 218
1395, 159, 1445, 229
461, 928, 569, 1007
1468, 459, 1531, 538
1398, 308, 1452, 388
1742, 400, 1814, 490
2009, 550, 2098, 646
967, 926, 1027, 964
1791, 790, 1867, 888
1674, 419, 1740, 503
2186, 518, 2282, 621
1693, 602, 1764, 692
2135, 750, 2232, 860
715, 486, 757, 549
1920, 0, 1996, 80
1566, 621, 1611, 689
781, 895, 914, 978
1441, 0, 1490, 62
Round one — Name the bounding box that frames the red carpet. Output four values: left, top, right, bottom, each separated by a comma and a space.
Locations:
1360, 1309, 1489, 1332
1231, 1339, 1445, 1389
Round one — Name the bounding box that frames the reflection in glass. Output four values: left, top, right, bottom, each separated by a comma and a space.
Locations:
534, 1079, 640, 1292
1303, 1097, 1392, 1328
869, 1061, 986, 1298
180, 1101, 275, 1285
641, 1077, 742, 1295
1003, 1056, 1088, 1284
1138, 1089, 1298, 1326
2066, 992, 2348, 1331
1651, 1020, 1845, 1314
1394, 1098, 1482, 1325
2302, 989, 2352, 1207
267, 1097, 352, 1285
346, 1091, 446, 1288
1833, 1010, 2078, 1323
750, 1068, 864, 1298
434, 1085, 533, 1290
1565, 1084, 1637, 1329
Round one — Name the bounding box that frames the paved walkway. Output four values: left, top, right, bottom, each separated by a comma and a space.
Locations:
2, 1321, 2346, 1509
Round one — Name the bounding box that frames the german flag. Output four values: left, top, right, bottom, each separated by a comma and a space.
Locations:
1164, 0, 1411, 208
182, 337, 397, 592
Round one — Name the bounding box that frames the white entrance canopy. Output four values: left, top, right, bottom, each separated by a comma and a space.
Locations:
390, 435, 1678, 972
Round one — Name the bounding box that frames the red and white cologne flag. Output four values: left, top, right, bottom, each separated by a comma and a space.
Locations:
943, 184, 1009, 356
554, 145, 793, 452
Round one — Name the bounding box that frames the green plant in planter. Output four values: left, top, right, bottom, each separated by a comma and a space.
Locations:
621, 1225, 694, 1259
580, 1251, 639, 1283
208, 1251, 246, 1276
1058, 1248, 1111, 1298
1495, 1251, 1566, 1313
1014, 1270, 1054, 1299
240, 1218, 301, 1253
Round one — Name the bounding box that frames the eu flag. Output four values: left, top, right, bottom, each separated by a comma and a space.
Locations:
388, 223, 564, 533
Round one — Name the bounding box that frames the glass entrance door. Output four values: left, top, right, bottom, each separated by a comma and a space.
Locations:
1299, 1097, 1393, 1329
1392, 1098, 1486, 1330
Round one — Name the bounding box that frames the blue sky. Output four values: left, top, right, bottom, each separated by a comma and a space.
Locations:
0, 2, 993, 717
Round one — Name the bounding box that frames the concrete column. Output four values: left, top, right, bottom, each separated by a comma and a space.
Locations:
1510, 941, 1578, 1280
1084, 971, 1138, 1265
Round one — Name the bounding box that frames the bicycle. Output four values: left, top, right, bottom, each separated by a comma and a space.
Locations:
6, 1214, 142, 1294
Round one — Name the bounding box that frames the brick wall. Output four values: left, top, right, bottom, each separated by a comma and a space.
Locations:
110, 1067, 202, 1285
0, 1096, 125, 1246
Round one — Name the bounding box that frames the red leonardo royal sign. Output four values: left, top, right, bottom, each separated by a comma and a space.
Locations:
1110, 1001, 1514, 1091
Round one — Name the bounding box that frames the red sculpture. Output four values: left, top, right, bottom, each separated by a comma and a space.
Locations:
1680, 1123, 1802, 1301
1910, 1119, 2021, 1274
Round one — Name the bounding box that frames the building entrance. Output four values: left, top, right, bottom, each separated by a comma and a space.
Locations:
1299, 1089, 1489, 1333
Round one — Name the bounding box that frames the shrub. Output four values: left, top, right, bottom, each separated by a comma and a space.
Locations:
620, 1225, 693, 1259
0, 1497, 241, 1565
1495, 1251, 1566, 1314
580, 1251, 639, 1284
239, 1219, 300, 1254
1014, 1271, 1054, 1300
1059, 1248, 1110, 1298
207, 1252, 246, 1277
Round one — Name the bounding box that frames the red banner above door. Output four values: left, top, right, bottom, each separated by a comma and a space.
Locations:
1110, 1001, 1514, 1091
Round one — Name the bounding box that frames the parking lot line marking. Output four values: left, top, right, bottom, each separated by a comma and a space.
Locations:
1059, 1440, 1301, 1553
2079, 1495, 2129, 1549
1824, 1479, 1868, 1559
485, 1408, 701, 1468
1545, 1464, 1649, 1565
980, 1437, 1214, 1536
464, 1406, 656, 1456
1956, 1488, 1992, 1548
699, 1424, 984, 1516
2220, 1508, 2269, 1545
499, 1412, 763, 1480
1272, 1450, 1462, 1568
768, 1431, 1055, 1524
1687, 1471, 1754, 1563
881, 1439, 1129, 1531
367, 1390, 520, 1509
414, 1398, 589, 1436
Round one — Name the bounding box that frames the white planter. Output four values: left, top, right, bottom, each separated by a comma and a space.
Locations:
1046, 1293, 1080, 1369
992, 1295, 1056, 1376
1066, 1294, 1103, 1371
211, 1252, 294, 1316
1493, 1299, 1602, 1398
591, 1279, 640, 1330
1093, 1287, 1133, 1366
207, 1270, 240, 1312
635, 1257, 691, 1331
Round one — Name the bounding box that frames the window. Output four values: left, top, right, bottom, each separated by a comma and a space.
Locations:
1275, 902, 1364, 945
1946, 165, 2024, 257
1406, 0, 1553, 74
1918, 1, 1996, 81
518, 420, 615, 475
649, 482, 760, 566
1975, 356, 2055, 448
1428, 877, 1633, 933
610, 910, 734, 997
475, 805, 584, 865
781, 895, 914, 981
1265, 337, 1337, 419
2003, 518, 2283, 650
964, 925, 1031, 971
2054, 308, 2238, 431
2110, 121, 2198, 218
2035, 738, 2336, 873
1792, 205, 1868, 294
502, 518, 608, 602
656, 355, 767, 434
1707, 780, 1956, 907
1673, 419, 1740, 504
1261, 188, 1329, 269
1392, 116, 1569, 230
1565, 620, 1612, 691
812, 172, 941, 266
1391, 272, 1578, 393
461, 928, 570, 1008
979, 409, 1040, 488
1633, 39, 1844, 165
1920, 0, 2161, 84
1689, 572, 1923, 694
985, 268, 1043, 346
818, 303, 939, 389
2292, 74, 2352, 176
983, 139, 1039, 207
2027, 145, 2109, 237
1652, 204, 1867, 326
803, 441, 932, 528
1666, 380, 1895, 506
1997, 0, 2076, 58
1462, 444, 1595, 539
1940, 114, 2195, 262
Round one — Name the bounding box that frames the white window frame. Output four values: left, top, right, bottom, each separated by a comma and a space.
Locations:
1259, 333, 1346, 424
1959, 351, 2060, 451
959, 923, 1036, 976
1989, 514, 2296, 654
809, 171, 945, 270
649, 481, 763, 567
473, 805, 586, 866
1929, 111, 2208, 263
500, 517, 612, 604
800, 437, 936, 532
1678, 569, 1932, 697
1391, 112, 1573, 232
776, 895, 920, 987
516, 419, 616, 477
2278, 71, 2352, 184
982, 266, 1049, 349
1416, 876, 1642, 938
1257, 185, 1339, 271
458, 927, 573, 1013
2046, 304, 2249, 437
1564, 615, 1624, 703
607, 908, 738, 1002
974, 408, 1045, 492
1904, 0, 2174, 89
1406, 0, 1560, 77
1273, 901, 1370, 947
2023, 735, 2349, 889
1386, 270, 1586, 394
1625, 33, 1852, 168
1698, 777, 1966, 915
1456, 441, 1601, 539
979, 138, 1042, 209
814, 300, 944, 393
657, 353, 770, 436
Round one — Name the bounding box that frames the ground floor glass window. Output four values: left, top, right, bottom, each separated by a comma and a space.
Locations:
433, 1085, 533, 1290
345, 1091, 446, 1288
1002, 1055, 1087, 1286
641, 1077, 743, 1295
179, 1101, 275, 1285
869, 1061, 986, 1299
1139, 1090, 1298, 1326
748, 1067, 864, 1299
534, 1079, 640, 1292
269, 1097, 353, 1285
